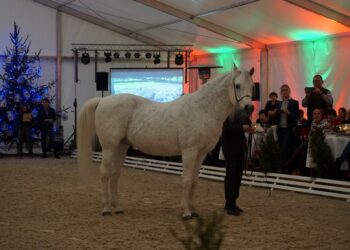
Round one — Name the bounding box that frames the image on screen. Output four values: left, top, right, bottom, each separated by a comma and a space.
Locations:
110, 69, 183, 103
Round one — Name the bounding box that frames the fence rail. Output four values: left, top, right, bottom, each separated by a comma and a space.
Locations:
71, 151, 350, 202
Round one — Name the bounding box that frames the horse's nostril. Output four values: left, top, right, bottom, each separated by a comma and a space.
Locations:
244, 104, 254, 114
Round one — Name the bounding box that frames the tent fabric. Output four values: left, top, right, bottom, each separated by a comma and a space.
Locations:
1, 0, 350, 139
268, 35, 350, 111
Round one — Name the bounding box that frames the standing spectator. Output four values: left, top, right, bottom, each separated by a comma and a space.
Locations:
302, 74, 333, 122
38, 98, 59, 158
274, 84, 299, 173
17, 104, 33, 158
222, 108, 254, 216
265, 92, 280, 125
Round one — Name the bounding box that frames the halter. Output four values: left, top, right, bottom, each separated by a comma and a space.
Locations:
233, 81, 252, 104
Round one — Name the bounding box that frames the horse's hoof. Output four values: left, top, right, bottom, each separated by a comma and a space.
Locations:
102, 211, 112, 216
182, 215, 194, 221
191, 212, 199, 218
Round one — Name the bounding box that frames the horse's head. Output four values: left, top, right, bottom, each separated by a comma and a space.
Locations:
228, 65, 255, 113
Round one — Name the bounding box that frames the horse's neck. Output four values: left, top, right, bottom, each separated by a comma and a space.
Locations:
190, 75, 234, 123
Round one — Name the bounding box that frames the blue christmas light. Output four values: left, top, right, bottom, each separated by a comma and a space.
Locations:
0, 22, 55, 146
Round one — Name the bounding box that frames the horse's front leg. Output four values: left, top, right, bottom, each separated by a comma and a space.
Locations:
181, 150, 198, 220
189, 153, 207, 217
100, 148, 116, 216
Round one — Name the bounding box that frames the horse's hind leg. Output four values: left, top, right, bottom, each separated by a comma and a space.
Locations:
100, 147, 116, 216
110, 144, 129, 214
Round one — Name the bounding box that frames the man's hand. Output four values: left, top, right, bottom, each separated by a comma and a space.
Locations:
281, 108, 290, 114
243, 125, 254, 133
268, 110, 276, 116
313, 87, 321, 94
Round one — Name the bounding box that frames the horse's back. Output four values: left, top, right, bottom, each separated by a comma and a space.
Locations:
94, 94, 149, 145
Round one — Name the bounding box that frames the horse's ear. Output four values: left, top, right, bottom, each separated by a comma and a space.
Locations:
233, 63, 238, 71
249, 67, 255, 76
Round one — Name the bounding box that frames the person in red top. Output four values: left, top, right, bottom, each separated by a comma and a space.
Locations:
328, 109, 341, 127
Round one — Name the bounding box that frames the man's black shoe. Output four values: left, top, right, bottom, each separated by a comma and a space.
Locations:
226, 208, 240, 216
225, 205, 244, 213
235, 206, 244, 213
55, 155, 60, 159
41, 154, 47, 158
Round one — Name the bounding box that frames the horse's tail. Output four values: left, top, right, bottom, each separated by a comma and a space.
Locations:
77, 97, 101, 184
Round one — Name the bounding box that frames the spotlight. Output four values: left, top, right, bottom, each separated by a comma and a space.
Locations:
134, 52, 141, 58
175, 52, 184, 65
125, 51, 131, 59
113, 52, 120, 59
81, 51, 90, 65
153, 52, 161, 64
104, 51, 112, 63
145, 52, 152, 59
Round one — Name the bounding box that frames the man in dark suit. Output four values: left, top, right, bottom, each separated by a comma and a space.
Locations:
274, 84, 299, 173
222, 107, 254, 216
302, 74, 333, 122
38, 98, 59, 158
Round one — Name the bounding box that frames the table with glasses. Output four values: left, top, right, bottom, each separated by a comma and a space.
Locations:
306, 134, 350, 170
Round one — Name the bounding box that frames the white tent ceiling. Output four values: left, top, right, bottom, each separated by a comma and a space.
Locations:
33, 0, 350, 54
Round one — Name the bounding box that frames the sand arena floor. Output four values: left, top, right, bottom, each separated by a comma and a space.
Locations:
0, 157, 349, 249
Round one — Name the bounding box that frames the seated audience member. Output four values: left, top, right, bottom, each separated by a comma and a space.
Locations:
265, 92, 280, 125
336, 107, 348, 124
310, 108, 331, 134
297, 109, 308, 127
284, 108, 330, 176
347, 109, 350, 123
328, 109, 341, 127
256, 110, 270, 131
334, 141, 350, 174
297, 109, 310, 142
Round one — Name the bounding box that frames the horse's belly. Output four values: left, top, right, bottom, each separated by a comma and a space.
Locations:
128, 133, 181, 156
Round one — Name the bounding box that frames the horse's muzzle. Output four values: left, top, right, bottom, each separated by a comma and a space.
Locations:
244, 104, 254, 114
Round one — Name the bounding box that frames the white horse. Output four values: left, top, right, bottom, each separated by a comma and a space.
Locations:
77, 66, 255, 219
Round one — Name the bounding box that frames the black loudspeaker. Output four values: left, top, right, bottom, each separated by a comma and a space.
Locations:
96, 72, 109, 91
252, 82, 260, 101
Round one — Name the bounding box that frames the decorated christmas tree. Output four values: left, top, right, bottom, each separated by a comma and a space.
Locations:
0, 22, 54, 149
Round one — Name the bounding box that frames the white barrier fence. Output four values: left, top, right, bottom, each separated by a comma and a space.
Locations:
71, 151, 350, 202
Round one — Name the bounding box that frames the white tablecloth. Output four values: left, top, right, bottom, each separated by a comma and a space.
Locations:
306, 134, 350, 170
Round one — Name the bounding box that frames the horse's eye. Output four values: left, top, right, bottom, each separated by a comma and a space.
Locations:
235, 84, 241, 89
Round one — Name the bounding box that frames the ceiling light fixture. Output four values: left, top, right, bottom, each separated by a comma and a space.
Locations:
113, 52, 120, 59
104, 51, 112, 63
153, 52, 161, 64
125, 51, 131, 59
175, 52, 184, 66
81, 51, 90, 64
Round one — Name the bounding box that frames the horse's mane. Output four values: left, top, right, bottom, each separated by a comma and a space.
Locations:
183, 71, 233, 101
